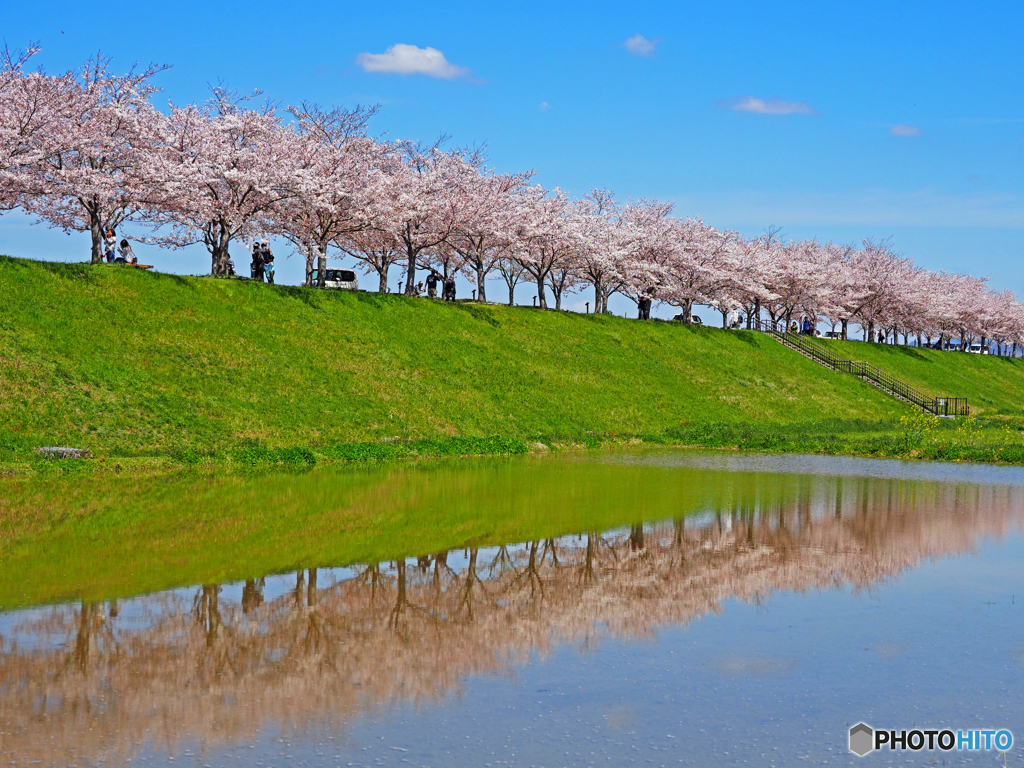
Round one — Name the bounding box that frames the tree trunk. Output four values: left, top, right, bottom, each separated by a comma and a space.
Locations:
89, 215, 104, 264
721, 308, 729, 328
536, 279, 547, 309
476, 267, 487, 303
304, 247, 315, 286
841, 319, 848, 340
507, 281, 515, 306
682, 298, 693, 323
867, 321, 875, 343
316, 246, 328, 288
377, 268, 388, 293
210, 221, 232, 275
403, 246, 417, 296
753, 298, 760, 329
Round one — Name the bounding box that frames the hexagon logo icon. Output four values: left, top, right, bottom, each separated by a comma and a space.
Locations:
849, 722, 874, 756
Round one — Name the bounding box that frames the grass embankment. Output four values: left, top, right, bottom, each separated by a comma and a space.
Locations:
2, 255, 1024, 470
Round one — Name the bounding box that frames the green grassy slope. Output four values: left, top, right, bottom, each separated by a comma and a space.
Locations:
2, 256, 1022, 464
818, 338, 1024, 416
0, 256, 912, 460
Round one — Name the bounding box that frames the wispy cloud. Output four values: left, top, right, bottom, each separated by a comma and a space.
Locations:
890, 124, 922, 137
355, 44, 471, 79
623, 34, 658, 57
721, 96, 817, 115
539, 101, 549, 112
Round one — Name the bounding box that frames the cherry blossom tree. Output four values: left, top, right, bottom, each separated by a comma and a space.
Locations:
0, 43, 56, 211
272, 102, 382, 287
444, 168, 531, 302
575, 190, 627, 314
512, 187, 579, 309
18, 56, 166, 262
371, 142, 475, 297
148, 89, 300, 275
338, 226, 402, 292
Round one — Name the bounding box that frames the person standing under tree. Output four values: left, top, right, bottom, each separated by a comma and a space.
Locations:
250, 243, 264, 281
103, 229, 117, 263
426, 271, 439, 298
263, 250, 275, 284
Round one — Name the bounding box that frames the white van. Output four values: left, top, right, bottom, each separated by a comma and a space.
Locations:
967, 342, 989, 354
311, 269, 359, 291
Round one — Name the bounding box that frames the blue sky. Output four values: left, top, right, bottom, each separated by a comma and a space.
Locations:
3, 0, 1023, 313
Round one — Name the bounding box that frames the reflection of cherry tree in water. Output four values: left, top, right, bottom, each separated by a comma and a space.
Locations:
4, 477, 1024, 766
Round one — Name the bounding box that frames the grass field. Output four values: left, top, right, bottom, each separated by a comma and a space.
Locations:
2, 255, 1024, 470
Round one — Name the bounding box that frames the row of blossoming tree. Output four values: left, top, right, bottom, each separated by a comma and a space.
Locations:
1, 47, 1021, 351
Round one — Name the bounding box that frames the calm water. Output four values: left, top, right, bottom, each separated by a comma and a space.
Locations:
2, 450, 1023, 767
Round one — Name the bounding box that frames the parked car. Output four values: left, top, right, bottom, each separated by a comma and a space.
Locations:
823, 331, 842, 339
672, 314, 702, 325
967, 342, 989, 354
311, 269, 359, 290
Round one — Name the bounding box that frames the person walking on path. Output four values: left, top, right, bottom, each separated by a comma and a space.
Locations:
426, 271, 440, 298
443, 275, 456, 301
802, 316, 813, 336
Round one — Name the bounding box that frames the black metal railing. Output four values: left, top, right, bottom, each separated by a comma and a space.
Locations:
753, 320, 969, 416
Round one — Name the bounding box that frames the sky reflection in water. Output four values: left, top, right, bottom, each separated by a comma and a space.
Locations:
2, 450, 1023, 767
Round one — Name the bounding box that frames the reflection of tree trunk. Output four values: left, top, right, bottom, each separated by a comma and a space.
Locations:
514, 541, 544, 599
307, 569, 317, 608
73, 602, 94, 673
196, 585, 221, 647
630, 524, 645, 551
304, 568, 322, 654
541, 538, 560, 567
458, 548, 484, 622
673, 518, 687, 566
242, 579, 264, 614
362, 563, 383, 602
294, 570, 306, 609
433, 551, 449, 591
579, 532, 597, 584
390, 561, 407, 630
487, 545, 515, 575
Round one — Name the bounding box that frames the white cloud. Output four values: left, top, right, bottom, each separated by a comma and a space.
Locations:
355, 44, 471, 79
723, 96, 817, 115
623, 34, 658, 57
891, 124, 922, 137
539, 101, 549, 112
